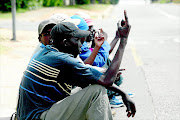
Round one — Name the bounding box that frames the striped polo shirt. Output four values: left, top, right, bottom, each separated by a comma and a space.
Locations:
17, 45, 102, 120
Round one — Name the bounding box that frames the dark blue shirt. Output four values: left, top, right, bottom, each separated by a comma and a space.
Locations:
17, 45, 102, 120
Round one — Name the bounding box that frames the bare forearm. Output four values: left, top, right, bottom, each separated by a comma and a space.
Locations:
84, 46, 100, 65
99, 38, 126, 86
106, 83, 126, 97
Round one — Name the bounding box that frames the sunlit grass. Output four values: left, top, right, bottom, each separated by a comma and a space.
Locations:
0, 4, 110, 19
64, 4, 110, 11
172, 0, 180, 3
0, 8, 29, 19
153, 0, 180, 3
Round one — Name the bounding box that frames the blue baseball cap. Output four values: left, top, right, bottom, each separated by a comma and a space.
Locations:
71, 15, 89, 31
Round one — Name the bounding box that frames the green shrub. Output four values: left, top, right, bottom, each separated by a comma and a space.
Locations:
0, 0, 43, 12
54, 0, 64, 6
0, 0, 11, 12
43, 0, 63, 7
76, 0, 91, 4
110, 0, 119, 4
28, 0, 43, 10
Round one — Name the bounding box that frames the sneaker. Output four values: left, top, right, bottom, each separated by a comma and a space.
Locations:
114, 92, 135, 99
109, 96, 124, 108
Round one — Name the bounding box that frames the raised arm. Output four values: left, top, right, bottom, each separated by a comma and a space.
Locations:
109, 19, 126, 54
97, 10, 136, 117
98, 10, 131, 86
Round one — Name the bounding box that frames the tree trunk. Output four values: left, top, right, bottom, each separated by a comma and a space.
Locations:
64, 0, 70, 6
99, 0, 102, 3
91, 0, 96, 4
70, 0, 76, 5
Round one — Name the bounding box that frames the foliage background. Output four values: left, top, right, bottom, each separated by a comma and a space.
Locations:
1, 0, 179, 12
0, 0, 120, 12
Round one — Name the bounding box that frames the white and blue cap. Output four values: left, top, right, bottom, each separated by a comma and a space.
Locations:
50, 13, 80, 26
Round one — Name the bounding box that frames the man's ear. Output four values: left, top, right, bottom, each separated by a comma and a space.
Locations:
38, 34, 42, 43
63, 39, 68, 46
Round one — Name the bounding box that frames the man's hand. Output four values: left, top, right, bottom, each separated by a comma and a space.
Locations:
117, 10, 131, 39
94, 28, 105, 48
122, 95, 136, 117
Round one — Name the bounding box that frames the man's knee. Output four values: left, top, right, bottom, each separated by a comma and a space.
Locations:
87, 84, 107, 96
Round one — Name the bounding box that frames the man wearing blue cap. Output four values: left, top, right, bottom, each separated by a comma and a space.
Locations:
71, 15, 111, 67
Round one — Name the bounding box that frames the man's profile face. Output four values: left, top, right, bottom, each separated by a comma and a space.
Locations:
39, 24, 55, 45
40, 28, 52, 46
66, 37, 83, 58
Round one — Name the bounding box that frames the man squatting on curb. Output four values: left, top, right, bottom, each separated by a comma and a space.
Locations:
16, 10, 136, 120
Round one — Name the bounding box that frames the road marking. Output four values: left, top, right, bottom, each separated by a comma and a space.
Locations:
130, 45, 143, 66
157, 7, 180, 21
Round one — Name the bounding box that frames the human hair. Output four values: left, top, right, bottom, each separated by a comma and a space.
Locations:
41, 24, 55, 34
38, 24, 55, 42
38, 34, 42, 42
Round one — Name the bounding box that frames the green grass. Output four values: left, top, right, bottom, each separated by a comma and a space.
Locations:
64, 4, 110, 11
0, 4, 110, 19
159, 0, 172, 3
173, 0, 180, 3
0, 8, 29, 19
153, 0, 180, 3
0, 12, 12, 19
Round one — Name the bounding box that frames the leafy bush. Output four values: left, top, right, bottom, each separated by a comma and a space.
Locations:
43, 0, 63, 7
0, 0, 11, 12
0, 0, 43, 12
28, 0, 43, 10
110, 0, 119, 4
76, 0, 91, 4
0, 0, 119, 12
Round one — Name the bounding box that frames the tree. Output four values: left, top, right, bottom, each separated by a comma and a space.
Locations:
90, 0, 96, 4
0, 0, 11, 12
99, 0, 102, 3
70, 0, 76, 5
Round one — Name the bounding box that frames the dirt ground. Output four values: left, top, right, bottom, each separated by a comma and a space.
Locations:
0, 6, 112, 117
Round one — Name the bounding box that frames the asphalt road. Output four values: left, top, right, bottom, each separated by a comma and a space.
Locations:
0, 0, 180, 119
93, 0, 180, 119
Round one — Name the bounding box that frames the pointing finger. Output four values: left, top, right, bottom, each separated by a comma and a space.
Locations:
124, 10, 129, 25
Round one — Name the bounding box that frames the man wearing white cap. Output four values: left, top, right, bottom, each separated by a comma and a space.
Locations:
30, 14, 80, 61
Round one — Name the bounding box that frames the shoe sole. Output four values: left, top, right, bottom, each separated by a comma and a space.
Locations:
129, 94, 135, 98
110, 104, 124, 108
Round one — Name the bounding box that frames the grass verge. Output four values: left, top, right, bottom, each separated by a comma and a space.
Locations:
153, 0, 180, 3
0, 4, 110, 19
